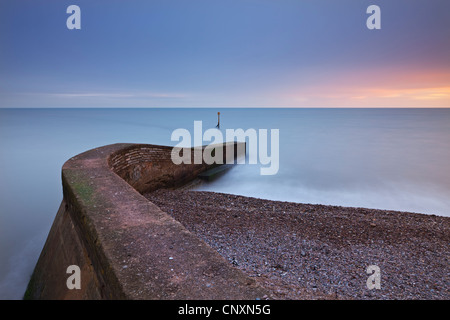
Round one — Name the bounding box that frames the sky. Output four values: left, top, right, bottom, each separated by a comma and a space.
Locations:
0, 0, 449, 108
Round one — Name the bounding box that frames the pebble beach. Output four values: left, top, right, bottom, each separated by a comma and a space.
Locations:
145, 189, 449, 300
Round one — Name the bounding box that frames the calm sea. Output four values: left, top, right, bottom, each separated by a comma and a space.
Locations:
1, 108, 449, 299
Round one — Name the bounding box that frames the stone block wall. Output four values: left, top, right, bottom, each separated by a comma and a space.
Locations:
25, 142, 265, 300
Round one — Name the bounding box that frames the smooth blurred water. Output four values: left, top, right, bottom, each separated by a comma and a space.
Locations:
0, 108, 449, 299
195, 108, 450, 216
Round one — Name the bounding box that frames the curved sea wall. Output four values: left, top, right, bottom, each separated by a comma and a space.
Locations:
25, 142, 266, 299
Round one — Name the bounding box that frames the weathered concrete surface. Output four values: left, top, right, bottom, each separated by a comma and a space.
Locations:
25, 143, 267, 300
24, 200, 104, 299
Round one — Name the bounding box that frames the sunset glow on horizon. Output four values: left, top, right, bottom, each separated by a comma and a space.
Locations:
281, 69, 450, 108
1, 1, 449, 108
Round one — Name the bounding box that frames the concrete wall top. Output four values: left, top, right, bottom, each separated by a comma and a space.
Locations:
58, 142, 266, 299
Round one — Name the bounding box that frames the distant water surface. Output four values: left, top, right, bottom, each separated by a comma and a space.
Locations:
0, 108, 449, 299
